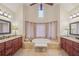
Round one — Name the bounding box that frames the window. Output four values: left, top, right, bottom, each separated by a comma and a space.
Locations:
38, 4, 44, 17
36, 24, 45, 37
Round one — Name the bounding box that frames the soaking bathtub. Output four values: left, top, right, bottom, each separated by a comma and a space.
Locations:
32, 38, 51, 52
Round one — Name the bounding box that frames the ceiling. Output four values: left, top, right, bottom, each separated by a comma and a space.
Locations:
2, 3, 79, 13
2, 3, 55, 12
2, 3, 21, 12
60, 3, 79, 12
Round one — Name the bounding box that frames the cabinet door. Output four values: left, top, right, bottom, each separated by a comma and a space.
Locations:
0, 43, 5, 56
72, 42, 79, 56
73, 42, 79, 50
68, 46, 73, 56
12, 38, 19, 54
65, 39, 73, 56
5, 40, 13, 56
62, 39, 66, 50
60, 38, 63, 48
16, 38, 19, 50
60, 38, 66, 51
18, 37, 22, 49
72, 48, 79, 56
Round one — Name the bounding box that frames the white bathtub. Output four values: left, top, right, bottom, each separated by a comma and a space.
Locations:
32, 38, 51, 47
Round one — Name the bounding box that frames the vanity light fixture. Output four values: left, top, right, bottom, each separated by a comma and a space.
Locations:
0, 9, 12, 19
70, 12, 79, 19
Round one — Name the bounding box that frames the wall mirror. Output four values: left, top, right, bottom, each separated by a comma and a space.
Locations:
70, 21, 79, 35
0, 19, 11, 34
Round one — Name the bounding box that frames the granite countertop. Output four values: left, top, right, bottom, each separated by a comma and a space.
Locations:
0, 36, 22, 43
61, 36, 79, 43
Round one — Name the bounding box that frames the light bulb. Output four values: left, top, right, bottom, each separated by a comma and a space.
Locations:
4, 12, 8, 16
72, 14, 76, 18
69, 16, 72, 19
76, 12, 79, 16
8, 15, 11, 18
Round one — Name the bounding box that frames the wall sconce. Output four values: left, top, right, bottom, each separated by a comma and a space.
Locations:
0, 9, 12, 19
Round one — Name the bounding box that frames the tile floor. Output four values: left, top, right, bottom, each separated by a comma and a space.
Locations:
13, 48, 68, 56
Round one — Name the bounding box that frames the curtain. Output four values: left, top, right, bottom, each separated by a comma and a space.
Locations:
47, 23, 52, 39
51, 22, 57, 39
25, 21, 57, 40
25, 22, 34, 39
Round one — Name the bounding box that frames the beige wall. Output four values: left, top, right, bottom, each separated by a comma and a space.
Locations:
14, 4, 24, 35
60, 5, 69, 35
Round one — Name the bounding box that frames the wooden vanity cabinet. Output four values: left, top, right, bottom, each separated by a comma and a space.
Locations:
0, 36, 22, 56
0, 43, 5, 56
60, 37, 79, 56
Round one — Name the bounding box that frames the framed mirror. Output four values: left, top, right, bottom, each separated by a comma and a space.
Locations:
69, 21, 79, 35
0, 19, 11, 34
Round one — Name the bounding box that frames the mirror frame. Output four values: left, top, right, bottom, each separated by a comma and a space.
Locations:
0, 19, 11, 34
69, 21, 79, 35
